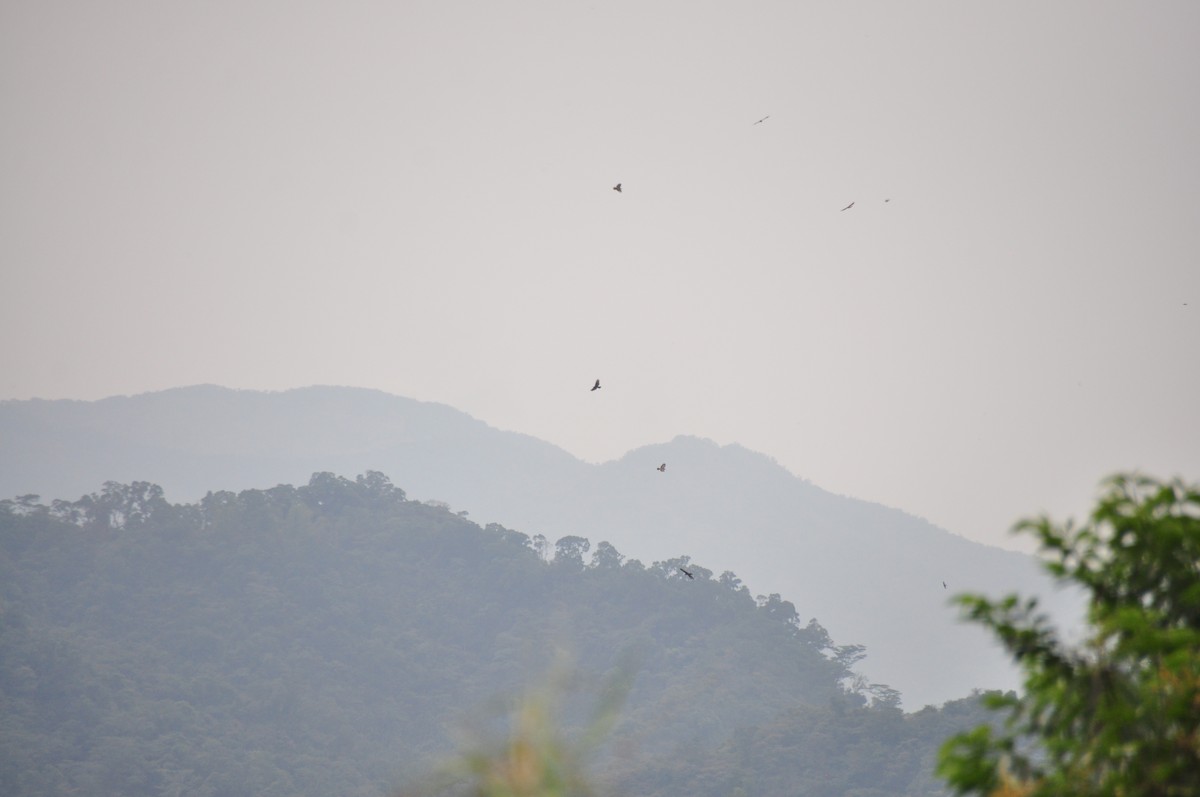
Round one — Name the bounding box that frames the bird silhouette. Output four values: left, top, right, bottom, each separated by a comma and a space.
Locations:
841, 201, 855, 211
753, 115, 770, 125
612, 183, 622, 193
943, 581, 948, 590
657, 463, 666, 472
591, 379, 601, 391
679, 567, 694, 580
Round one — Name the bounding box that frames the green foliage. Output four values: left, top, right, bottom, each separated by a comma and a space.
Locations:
938, 474, 1200, 797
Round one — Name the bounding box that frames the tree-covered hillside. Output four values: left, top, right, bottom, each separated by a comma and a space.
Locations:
0, 386, 1083, 708
0, 473, 991, 797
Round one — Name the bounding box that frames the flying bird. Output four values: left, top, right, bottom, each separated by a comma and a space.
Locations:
657, 463, 667, 472
612, 183, 622, 193
841, 201, 855, 211
943, 581, 948, 590
591, 379, 601, 391
753, 115, 770, 125
679, 567, 694, 580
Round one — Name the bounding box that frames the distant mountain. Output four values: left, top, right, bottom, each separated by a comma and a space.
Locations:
0, 385, 1082, 707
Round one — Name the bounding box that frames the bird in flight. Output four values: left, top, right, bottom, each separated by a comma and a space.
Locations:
841, 201, 855, 211
591, 379, 601, 391
612, 183, 622, 193
753, 115, 770, 125
679, 567, 694, 580
942, 581, 948, 590
657, 463, 667, 472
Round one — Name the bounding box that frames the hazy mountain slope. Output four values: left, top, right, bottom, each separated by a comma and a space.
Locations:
0, 385, 1081, 706
541, 436, 1073, 709
0, 385, 586, 508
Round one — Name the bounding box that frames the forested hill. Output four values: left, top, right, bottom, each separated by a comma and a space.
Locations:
0, 474, 989, 797
0, 385, 1083, 707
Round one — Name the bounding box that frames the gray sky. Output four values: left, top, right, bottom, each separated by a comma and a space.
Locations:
3, 1, 1198, 552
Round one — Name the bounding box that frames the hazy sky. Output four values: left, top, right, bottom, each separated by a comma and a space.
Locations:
3, 1, 1198, 552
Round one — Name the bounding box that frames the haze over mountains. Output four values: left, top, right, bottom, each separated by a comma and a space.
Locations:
0, 385, 1083, 707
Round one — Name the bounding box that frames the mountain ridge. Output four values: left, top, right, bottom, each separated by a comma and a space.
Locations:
0, 384, 1082, 707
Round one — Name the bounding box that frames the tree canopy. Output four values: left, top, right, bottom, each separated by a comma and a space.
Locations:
938, 474, 1200, 797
